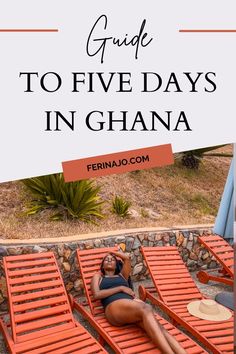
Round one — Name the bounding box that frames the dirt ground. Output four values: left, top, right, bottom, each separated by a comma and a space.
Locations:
0, 145, 233, 240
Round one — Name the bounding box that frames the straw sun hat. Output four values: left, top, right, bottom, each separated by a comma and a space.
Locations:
187, 299, 232, 321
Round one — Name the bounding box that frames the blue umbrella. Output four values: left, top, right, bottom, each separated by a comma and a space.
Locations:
213, 159, 234, 308
213, 159, 234, 244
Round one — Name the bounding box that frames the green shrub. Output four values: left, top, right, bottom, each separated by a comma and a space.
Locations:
111, 196, 131, 218
190, 193, 217, 215
140, 208, 149, 218
22, 173, 104, 222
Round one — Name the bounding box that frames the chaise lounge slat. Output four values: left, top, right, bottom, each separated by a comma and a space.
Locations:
197, 235, 233, 285
140, 246, 234, 354
0, 252, 106, 354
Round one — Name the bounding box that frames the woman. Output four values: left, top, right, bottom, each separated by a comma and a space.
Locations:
91, 251, 187, 354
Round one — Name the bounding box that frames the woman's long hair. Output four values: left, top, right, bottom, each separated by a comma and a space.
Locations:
100, 254, 122, 275
100, 253, 134, 290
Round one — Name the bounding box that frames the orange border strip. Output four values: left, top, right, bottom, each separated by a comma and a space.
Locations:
0, 29, 58, 32
179, 29, 236, 33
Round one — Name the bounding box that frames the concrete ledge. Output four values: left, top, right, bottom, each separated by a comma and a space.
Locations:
0, 224, 214, 245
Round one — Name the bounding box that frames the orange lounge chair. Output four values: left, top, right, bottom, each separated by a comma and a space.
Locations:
75, 247, 207, 354
139, 246, 234, 354
197, 235, 234, 286
0, 252, 106, 354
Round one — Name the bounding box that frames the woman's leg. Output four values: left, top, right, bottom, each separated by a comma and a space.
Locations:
105, 300, 186, 354
162, 329, 188, 354
137, 304, 187, 354
138, 319, 187, 354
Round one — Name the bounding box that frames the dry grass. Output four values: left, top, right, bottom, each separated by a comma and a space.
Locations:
0, 145, 233, 239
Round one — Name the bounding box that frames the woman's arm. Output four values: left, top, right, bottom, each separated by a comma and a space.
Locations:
91, 273, 134, 300
111, 251, 131, 280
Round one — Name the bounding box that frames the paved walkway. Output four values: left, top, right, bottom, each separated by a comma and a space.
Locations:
0, 271, 233, 353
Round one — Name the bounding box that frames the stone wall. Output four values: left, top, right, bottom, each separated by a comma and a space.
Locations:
0, 226, 216, 312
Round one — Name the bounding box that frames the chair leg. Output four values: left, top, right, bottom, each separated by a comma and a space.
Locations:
138, 285, 147, 301
197, 270, 233, 286
68, 294, 74, 309
196, 270, 209, 284
98, 335, 105, 346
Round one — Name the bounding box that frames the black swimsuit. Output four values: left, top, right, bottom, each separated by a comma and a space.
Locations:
99, 274, 133, 309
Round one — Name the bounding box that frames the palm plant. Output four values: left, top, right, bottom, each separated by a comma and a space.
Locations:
176, 145, 232, 169
22, 173, 104, 222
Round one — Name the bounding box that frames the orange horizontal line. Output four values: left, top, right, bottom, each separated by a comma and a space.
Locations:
0, 29, 58, 32
179, 29, 236, 33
